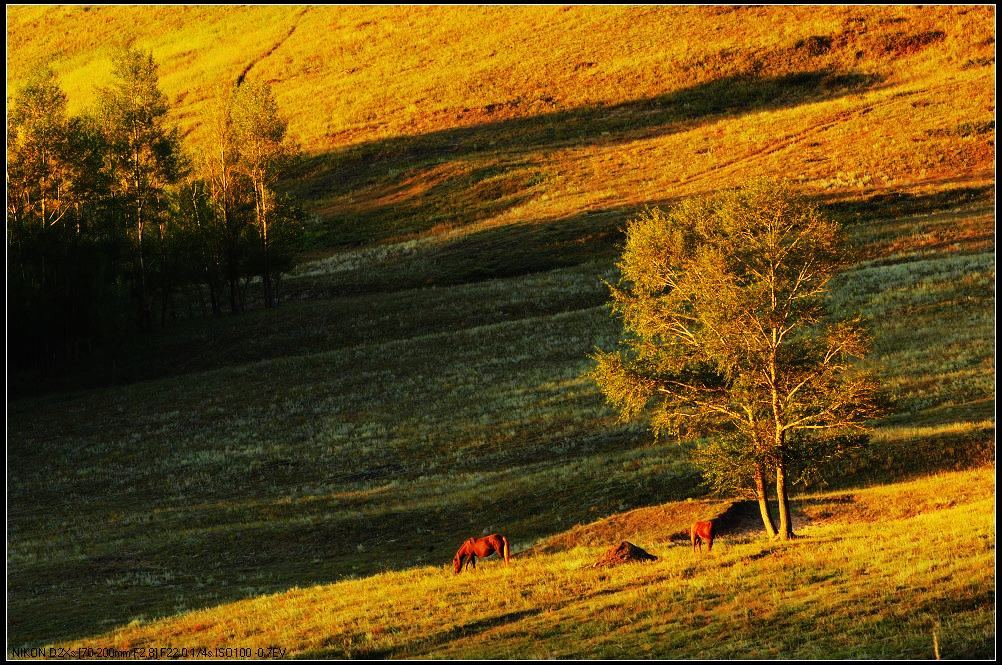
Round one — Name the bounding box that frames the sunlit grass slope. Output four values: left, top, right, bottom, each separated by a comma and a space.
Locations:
6, 6, 994, 249
56, 468, 994, 659
5, 4, 995, 653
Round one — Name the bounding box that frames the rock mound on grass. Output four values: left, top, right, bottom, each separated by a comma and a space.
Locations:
592, 541, 658, 568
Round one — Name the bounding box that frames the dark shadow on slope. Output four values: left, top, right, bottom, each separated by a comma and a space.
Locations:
11, 174, 991, 400
333, 583, 645, 658
820, 185, 995, 225
289, 70, 882, 246
710, 500, 768, 536
360, 609, 546, 659
286, 202, 655, 298
14, 178, 991, 398
10, 199, 653, 397
297, 158, 545, 247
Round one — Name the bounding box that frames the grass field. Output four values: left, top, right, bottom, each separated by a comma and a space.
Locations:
6, 187, 994, 651
5, 4, 996, 658
53, 468, 996, 659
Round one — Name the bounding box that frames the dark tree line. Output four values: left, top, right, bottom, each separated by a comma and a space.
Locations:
7, 49, 304, 375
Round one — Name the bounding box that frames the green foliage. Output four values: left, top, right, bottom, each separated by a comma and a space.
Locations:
592, 180, 883, 506
6, 67, 129, 368
97, 47, 187, 328
230, 81, 292, 181
7, 66, 109, 229
228, 79, 301, 307
99, 47, 187, 210
7, 67, 74, 226
690, 434, 760, 499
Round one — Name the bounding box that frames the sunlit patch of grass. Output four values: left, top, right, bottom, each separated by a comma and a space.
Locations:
7, 6, 994, 253
54, 468, 994, 659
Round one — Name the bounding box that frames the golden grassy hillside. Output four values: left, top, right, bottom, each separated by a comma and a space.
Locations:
7, 6, 995, 249
55, 467, 994, 659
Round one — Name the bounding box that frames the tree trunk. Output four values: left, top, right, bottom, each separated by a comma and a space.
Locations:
755, 462, 778, 538
134, 140, 152, 332
257, 181, 274, 309
769, 344, 793, 539
229, 274, 240, 313
194, 282, 205, 318
137, 215, 152, 331
227, 229, 241, 314
263, 270, 273, 308
209, 279, 221, 316
776, 457, 795, 540
221, 169, 241, 315
157, 219, 169, 327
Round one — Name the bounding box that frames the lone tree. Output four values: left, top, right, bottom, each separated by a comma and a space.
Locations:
591, 180, 881, 540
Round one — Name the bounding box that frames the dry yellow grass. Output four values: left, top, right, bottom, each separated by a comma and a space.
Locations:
7, 6, 995, 250
51, 467, 994, 659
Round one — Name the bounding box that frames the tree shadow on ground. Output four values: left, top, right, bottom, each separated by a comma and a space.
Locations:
16, 178, 991, 397
285, 202, 656, 298
821, 185, 995, 224
288, 70, 882, 246
291, 178, 996, 300
666, 499, 769, 545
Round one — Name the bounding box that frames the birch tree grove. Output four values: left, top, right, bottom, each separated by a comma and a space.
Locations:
7, 52, 304, 385
204, 87, 246, 314
591, 180, 883, 539
6, 67, 96, 230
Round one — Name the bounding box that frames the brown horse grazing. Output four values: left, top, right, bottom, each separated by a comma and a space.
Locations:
452, 533, 511, 573
691, 520, 714, 554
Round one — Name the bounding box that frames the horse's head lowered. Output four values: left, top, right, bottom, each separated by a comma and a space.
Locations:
453, 539, 472, 574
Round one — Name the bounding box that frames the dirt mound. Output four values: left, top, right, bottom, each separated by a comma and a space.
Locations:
592, 541, 658, 568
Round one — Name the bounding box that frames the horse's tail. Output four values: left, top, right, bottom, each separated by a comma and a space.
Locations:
502, 535, 510, 566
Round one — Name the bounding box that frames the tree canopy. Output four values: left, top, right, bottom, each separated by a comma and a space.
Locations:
592, 180, 882, 539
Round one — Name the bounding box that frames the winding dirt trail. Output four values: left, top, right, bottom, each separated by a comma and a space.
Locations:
236, 7, 310, 87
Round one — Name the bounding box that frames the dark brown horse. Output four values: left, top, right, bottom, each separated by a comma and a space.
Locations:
691, 520, 714, 554
452, 533, 510, 573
